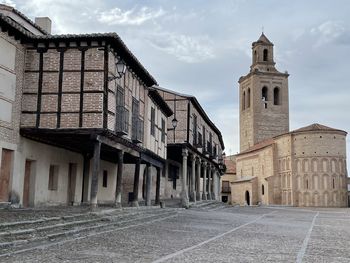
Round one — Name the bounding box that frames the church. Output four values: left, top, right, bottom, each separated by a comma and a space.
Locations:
230, 33, 348, 207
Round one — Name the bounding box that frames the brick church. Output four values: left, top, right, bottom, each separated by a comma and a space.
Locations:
230, 33, 348, 207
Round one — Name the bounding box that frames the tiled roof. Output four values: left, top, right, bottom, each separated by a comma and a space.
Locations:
231, 176, 256, 183
253, 33, 273, 46
0, 4, 47, 34
224, 156, 236, 174
0, 14, 158, 87
291, 123, 346, 134
238, 138, 274, 155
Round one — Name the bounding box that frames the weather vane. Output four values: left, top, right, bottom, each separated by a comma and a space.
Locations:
262, 26, 264, 33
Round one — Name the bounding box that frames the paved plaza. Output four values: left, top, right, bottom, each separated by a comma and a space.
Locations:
1, 203, 350, 262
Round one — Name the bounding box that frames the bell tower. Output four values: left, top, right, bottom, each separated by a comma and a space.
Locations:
238, 33, 289, 152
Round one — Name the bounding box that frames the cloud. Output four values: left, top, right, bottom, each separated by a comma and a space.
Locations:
97, 6, 165, 26
311, 20, 347, 47
1, 0, 16, 7
147, 33, 215, 63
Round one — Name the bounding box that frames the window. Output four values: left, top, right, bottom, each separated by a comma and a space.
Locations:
262, 87, 268, 101
262, 184, 265, 195
193, 114, 197, 144
150, 107, 155, 136
48, 165, 59, 191
222, 181, 230, 193
332, 178, 335, 189
273, 87, 280, 105
306, 179, 309, 189
161, 118, 166, 143
102, 170, 108, 188
263, 49, 268, 61
197, 132, 202, 147
131, 98, 142, 142
116, 86, 128, 134
247, 88, 251, 108
242, 91, 246, 110
202, 126, 206, 151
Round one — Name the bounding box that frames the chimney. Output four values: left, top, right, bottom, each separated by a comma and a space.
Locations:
35, 17, 52, 34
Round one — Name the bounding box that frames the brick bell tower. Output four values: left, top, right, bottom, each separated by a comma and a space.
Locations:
238, 33, 289, 152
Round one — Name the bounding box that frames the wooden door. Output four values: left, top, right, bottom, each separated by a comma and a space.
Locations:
68, 163, 77, 205
23, 160, 31, 207
0, 149, 12, 202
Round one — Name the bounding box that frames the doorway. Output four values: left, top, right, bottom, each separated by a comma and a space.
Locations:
23, 160, 36, 207
0, 149, 13, 202
68, 163, 77, 205
245, 190, 250, 206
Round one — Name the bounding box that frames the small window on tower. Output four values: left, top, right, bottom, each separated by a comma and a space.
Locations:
247, 88, 251, 108
263, 49, 268, 61
262, 86, 268, 101
242, 91, 246, 110
274, 87, 280, 105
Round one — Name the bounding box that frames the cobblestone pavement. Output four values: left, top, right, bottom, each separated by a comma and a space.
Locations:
1, 204, 350, 262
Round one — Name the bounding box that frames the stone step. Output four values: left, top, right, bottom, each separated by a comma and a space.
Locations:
0, 209, 178, 256
0, 208, 174, 245
0, 202, 10, 209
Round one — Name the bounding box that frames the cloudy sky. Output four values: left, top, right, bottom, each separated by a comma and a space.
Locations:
4, 0, 350, 161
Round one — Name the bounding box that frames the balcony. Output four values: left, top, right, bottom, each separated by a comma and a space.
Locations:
115, 106, 129, 135
132, 117, 143, 143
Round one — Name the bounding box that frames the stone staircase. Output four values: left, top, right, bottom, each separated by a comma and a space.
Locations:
0, 206, 179, 256
189, 201, 230, 211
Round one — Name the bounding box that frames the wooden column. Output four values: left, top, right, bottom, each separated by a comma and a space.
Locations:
146, 164, 152, 206
202, 161, 207, 200
196, 158, 201, 201
115, 151, 124, 208
189, 154, 196, 202
90, 141, 101, 208
132, 158, 141, 207
181, 148, 189, 208
155, 167, 161, 205
81, 154, 90, 203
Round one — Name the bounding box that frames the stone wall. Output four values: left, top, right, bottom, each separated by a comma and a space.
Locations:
290, 131, 348, 207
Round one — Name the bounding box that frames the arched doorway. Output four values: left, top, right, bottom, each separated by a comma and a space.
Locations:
245, 191, 250, 206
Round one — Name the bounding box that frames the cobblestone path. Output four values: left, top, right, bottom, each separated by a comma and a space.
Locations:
0, 203, 349, 262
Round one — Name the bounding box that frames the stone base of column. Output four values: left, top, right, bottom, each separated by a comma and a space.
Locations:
90, 203, 98, 210
189, 191, 196, 202
114, 202, 122, 208
131, 201, 139, 207
207, 193, 212, 200
196, 192, 202, 201
202, 193, 207, 201
211, 193, 216, 200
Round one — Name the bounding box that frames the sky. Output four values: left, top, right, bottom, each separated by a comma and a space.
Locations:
3, 0, 350, 164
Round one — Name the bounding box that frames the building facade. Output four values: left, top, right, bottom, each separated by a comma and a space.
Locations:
0, 4, 174, 208
231, 34, 348, 207
155, 86, 225, 207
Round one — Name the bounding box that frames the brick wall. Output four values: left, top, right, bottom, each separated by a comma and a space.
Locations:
21, 46, 106, 129
0, 32, 25, 145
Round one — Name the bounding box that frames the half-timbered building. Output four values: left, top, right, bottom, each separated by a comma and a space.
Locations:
154, 86, 225, 207
0, 4, 173, 207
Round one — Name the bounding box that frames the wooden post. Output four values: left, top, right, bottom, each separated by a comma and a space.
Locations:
90, 141, 101, 208
146, 164, 152, 206
81, 154, 90, 203
115, 151, 124, 208
155, 167, 161, 205
132, 158, 141, 207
